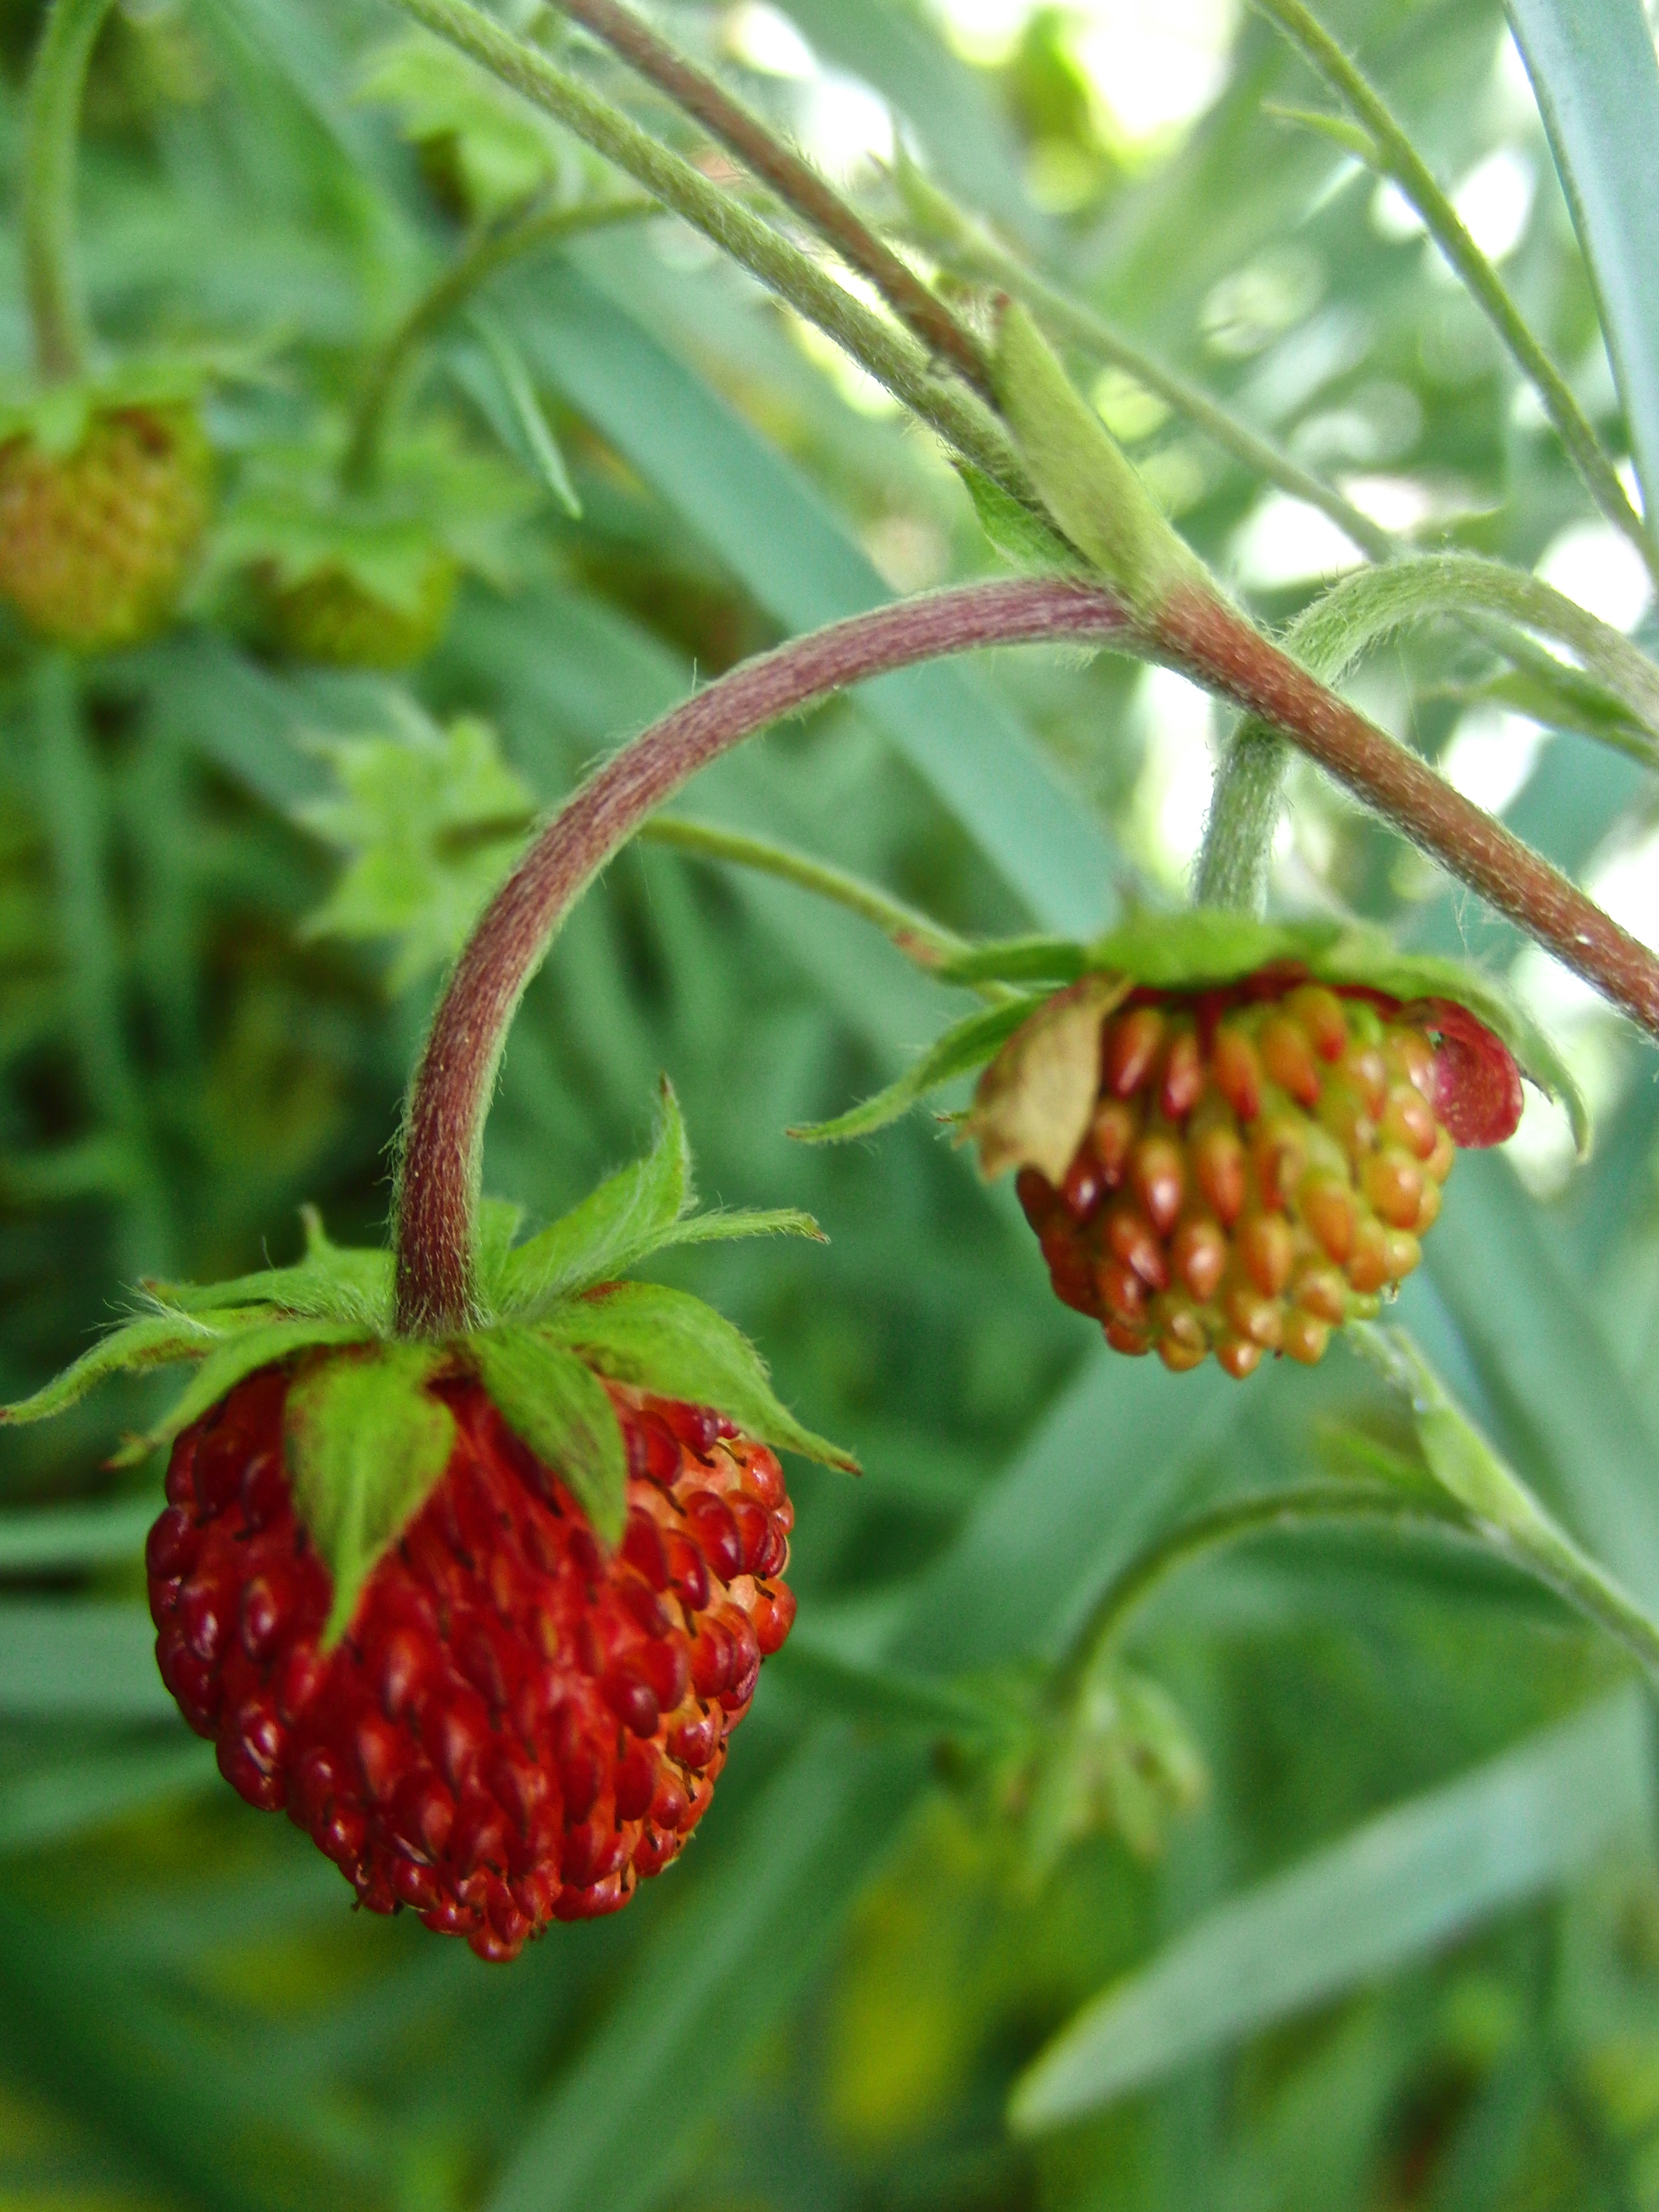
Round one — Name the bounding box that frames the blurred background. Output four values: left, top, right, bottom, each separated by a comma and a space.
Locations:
3, 0, 1659, 2204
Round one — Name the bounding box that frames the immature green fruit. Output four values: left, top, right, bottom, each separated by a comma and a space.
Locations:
257, 546, 459, 669
1009, 979, 1518, 1378
0, 405, 212, 648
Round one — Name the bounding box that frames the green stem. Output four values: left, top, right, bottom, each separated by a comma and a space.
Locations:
634, 815, 979, 975
342, 193, 657, 488
380, 0, 1038, 511
22, 0, 118, 383
1248, 0, 1656, 588
1063, 1483, 1461, 1687
1194, 724, 1286, 915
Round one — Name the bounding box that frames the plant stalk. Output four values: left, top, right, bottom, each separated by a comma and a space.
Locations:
548, 0, 991, 396
342, 193, 657, 487
381, 0, 1036, 510
23, 0, 118, 383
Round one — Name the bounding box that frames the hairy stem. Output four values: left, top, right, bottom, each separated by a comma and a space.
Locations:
1159, 580, 1659, 1034
1249, 0, 1654, 584
549, 0, 990, 394
383, 0, 1035, 508
23, 0, 117, 383
394, 579, 1133, 1334
1064, 1483, 1464, 1682
395, 575, 1659, 1330
1194, 723, 1286, 913
342, 193, 656, 487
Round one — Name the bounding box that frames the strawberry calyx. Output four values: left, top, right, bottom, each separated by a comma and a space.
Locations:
791, 910, 1584, 1160
2, 1082, 851, 1640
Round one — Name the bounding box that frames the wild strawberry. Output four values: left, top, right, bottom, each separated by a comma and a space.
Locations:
147, 1358, 796, 1960
255, 546, 458, 669
5, 1084, 849, 1961
0, 405, 212, 649
1009, 976, 1519, 1377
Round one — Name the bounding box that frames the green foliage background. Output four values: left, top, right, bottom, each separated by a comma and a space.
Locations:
3, 1, 1659, 2205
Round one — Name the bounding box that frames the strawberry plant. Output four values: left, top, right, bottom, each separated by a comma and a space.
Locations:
4, 1, 1659, 2206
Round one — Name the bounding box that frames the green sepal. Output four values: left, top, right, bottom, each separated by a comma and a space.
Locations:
541, 1282, 858, 1474
284, 1343, 457, 1646
787, 999, 1037, 1146
486, 1077, 691, 1317
929, 911, 1587, 1155
994, 302, 1209, 617
958, 464, 1084, 578
0, 1309, 276, 1428
466, 1326, 628, 1546
0, 346, 266, 456
108, 1318, 379, 1469
141, 1206, 394, 1331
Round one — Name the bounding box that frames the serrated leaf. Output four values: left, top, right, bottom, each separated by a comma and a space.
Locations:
788, 999, 1036, 1145
541, 1283, 858, 1473
468, 1326, 628, 1544
0, 1309, 274, 1427
285, 1343, 457, 1644
298, 712, 534, 989
966, 974, 1132, 1182
114, 1317, 379, 1466
994, 301, 1208, 614
489, 1080, 692, 1317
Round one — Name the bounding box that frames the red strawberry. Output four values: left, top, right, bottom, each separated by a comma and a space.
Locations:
147, 1357, 796, 1961
1009, 974, 1519, 1377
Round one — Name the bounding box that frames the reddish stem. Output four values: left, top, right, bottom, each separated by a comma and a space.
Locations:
553, 0, 990, 396
394, 575, 1659, 1336
394, 579, 1131, 1334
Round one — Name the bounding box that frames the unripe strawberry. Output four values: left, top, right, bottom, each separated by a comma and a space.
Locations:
1013, 977, 1518, 1377
147, 1358, 796, 1960
0, 405, 212, 649
256, 547, 458, 669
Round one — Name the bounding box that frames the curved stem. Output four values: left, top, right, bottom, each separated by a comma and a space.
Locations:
382, 0, 1036, 511
550, 0, 990, 396
1249, 0, 1655, 585
394, 573, 1659, 1331
393, 577, 1134, 1334
1064, 1483, 1464, 1683
342, 193, 656, 488
23, 0, 117, 383
1158, 580, 1659, 1035
1195, 723, 1285, 915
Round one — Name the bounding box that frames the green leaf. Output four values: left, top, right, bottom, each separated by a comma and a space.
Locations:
1008, 1690, 1653, 2130
298, 709, 534, 990
0, 1604, 173, 1719
0, 1496, 157, 1573
787, 998, 1036, 1144
467, 1326, 628, 1545
284, 1343, 457, 1644
540, 1283, 858, 1472
993, 301, 1208, 615
0, 1309, 274, 1428
113, 1317, 380, 1468
463, 309, 583, 518
0, 1740, 216, 1859
355, 26, 563, 218
488, 1078, 692, 1316
1507, 0, 1659, 536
